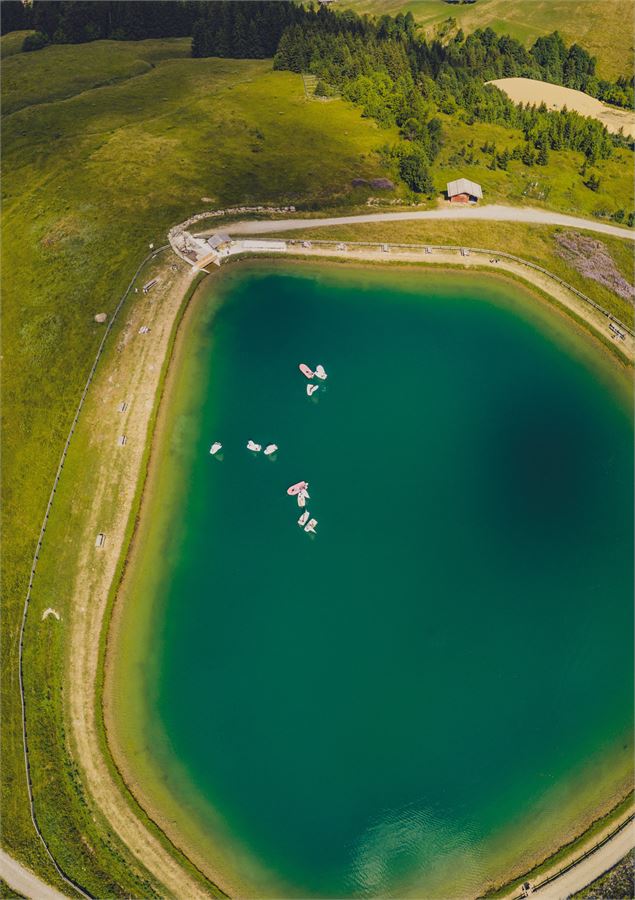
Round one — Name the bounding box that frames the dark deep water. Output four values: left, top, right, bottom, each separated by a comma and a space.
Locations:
114, 266, 634, 898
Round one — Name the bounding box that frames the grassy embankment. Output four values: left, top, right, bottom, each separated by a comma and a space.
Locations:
0, 30, 32, 58
432, 116, 633, 222
0, 878, 25, 899
2, 32, 633, 894
342, 0, 634, 79
265, 219, 634, 329
0, 35, 398, 894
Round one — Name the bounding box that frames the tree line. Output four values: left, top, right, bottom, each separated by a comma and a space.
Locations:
191, 3, 308, 60
2, 0, 199, 47
5, 0, 632, 115
269, 15, 627, 192
3, 1, 632, 200
4, 0, 632, 114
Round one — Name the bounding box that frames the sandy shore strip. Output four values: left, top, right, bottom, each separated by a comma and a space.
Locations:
62, 257, 217, 898
229, 243, 634, 360
103, 269, 251, 899
54, 243, 631, 899
495, 810, 635, 900
488, 77, 635, 138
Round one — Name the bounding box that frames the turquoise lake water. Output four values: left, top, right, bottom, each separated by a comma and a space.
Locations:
114, 265, 633, 898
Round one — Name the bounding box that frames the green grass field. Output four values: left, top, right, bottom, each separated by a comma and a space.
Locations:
341, 0, 634, 79
434, 115, 634, 221
1, 36, 399, 894
2, 31, 633, 895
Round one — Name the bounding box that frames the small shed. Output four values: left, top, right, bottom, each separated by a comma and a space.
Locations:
207, 232, 232, 251
447, 178, 483, 203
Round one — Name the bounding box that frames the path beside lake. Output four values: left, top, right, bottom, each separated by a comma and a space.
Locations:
534, 818, 635, 899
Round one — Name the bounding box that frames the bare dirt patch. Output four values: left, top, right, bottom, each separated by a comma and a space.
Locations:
555, 232, 635, 303
488, 78, 635, 138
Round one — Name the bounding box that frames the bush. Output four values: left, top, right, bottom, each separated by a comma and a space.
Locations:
314, 79, 332, 98
398, 148, 434, 194
22, 31, 48, 52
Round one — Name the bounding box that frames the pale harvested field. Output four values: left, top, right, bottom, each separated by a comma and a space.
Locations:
489, 77, 635, 138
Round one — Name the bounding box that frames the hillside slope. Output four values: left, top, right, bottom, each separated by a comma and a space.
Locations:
1, 38, 396, 893
342, 0, 634, 79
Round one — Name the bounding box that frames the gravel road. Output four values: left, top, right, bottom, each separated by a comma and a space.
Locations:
222, 205, 635, 241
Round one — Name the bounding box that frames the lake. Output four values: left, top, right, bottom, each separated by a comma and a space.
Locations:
107, 263, 633, 898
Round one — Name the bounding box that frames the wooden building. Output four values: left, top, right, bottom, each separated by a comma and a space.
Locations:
446, 178, 483, 203
207, 232, 232, 251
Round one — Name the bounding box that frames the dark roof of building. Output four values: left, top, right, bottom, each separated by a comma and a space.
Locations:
208, 232, 232, 249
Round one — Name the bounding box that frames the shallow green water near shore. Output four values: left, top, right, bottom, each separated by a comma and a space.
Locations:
110, 264, 633, 898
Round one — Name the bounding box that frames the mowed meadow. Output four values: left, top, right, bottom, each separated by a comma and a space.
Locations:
1, 35, 395, 890
1, 30, 634, 895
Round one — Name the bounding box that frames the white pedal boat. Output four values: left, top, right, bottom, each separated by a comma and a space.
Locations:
247, 440, 262, 452
297, 511, 309, 527
263, 444, 278, 456
209, 442, 222, 455
304, 518, 317, 534
315, 364, 327, 380
307, 384, 319, 397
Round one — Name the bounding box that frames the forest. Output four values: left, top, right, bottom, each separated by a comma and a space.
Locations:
3, 0, 633, 114
268, 9, 628, 194
3, 0, 632, 206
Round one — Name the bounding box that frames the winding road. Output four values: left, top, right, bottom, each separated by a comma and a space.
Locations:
219, 204, 635, 240
0, 848, 68, 900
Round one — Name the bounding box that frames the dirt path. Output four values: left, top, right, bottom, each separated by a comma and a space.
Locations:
533, 818, 635, 899
219, 205, 635, 241
0, 848, 69, 900
64, 260, 214, 899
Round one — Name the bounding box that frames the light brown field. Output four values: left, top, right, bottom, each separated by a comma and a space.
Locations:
489, 77, 635, 138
